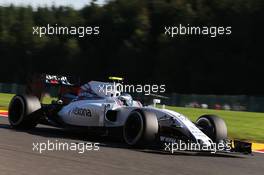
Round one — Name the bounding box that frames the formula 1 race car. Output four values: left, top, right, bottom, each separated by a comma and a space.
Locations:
7, 75, 251, 153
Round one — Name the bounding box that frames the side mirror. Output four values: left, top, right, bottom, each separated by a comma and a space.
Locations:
153, 99, 161, 107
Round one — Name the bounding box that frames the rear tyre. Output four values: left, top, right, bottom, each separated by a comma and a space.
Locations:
123, 109, 159, 146
196, 115, 227, 143
8, 95, 41, 129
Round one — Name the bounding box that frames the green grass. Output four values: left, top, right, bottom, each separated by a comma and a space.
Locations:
0, 93, 14, 108
0, 93, 56, 109
163, 106, 264, 143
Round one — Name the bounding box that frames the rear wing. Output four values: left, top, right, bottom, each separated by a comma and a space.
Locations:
44, 74, 79, 86
26, 74, 80, 102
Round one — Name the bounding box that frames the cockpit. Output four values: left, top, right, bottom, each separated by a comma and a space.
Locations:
75, 81, 141, 107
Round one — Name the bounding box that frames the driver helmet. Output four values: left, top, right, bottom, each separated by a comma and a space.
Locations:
118, 93, 133, 106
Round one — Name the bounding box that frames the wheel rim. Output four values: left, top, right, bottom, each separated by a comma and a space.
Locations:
197, 118, 215, 140
123, 111, 144, 145
9, 96, 25, 125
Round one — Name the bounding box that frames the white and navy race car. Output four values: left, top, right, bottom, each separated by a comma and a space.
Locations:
8, 75, 249, 153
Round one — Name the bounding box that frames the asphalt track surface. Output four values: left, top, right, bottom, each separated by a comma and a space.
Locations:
0, 116, 263, 175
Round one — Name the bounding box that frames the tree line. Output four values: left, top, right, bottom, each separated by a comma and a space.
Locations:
0, 0, 263, 94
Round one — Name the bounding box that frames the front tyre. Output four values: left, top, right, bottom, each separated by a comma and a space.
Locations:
8, 95, 41, 129
196, 115, 227, 143
123, 109, 159, 146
